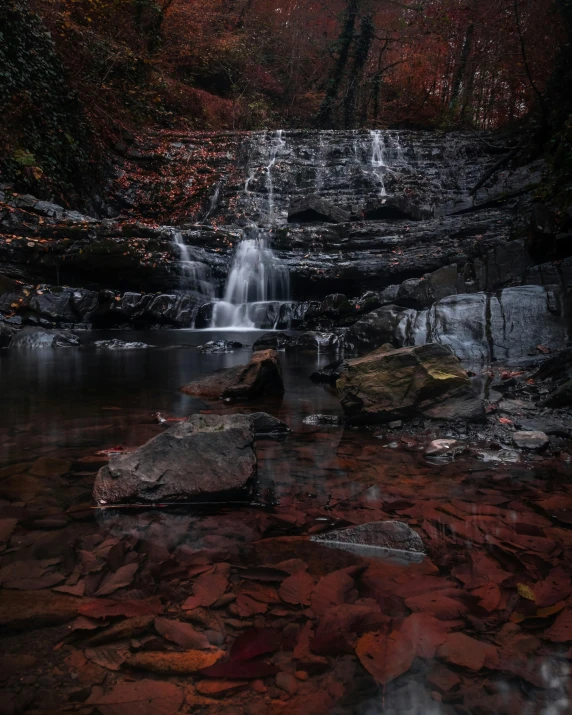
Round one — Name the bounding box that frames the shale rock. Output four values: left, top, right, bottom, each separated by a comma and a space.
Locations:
288, 195, 350, 224
181, 349, 284, 401
93, 414, 257, 505
250, 412, 290, 435
10, 327, 81, 348
337, 343, 484, 423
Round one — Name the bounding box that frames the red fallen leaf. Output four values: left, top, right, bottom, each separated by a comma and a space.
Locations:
393, 577, 454, 600
311, 570, 355, 616
533, 567, 571, 608
238, 582, 281, 604
154, 617, 211, 649
96, 563, 139, 597
537, 345, 551, 354
78, 598, 162, 619
437, 633, 498, 671
398, 613, 448, 659
499, 417, 513, 425
85, 678, 183, 715
427, 664, 461, 693
543, 608, 572, 642
236, 566, 290, 582
230, 628, 282, 661
356, 629, 415, 685
235, 594, 268, 617
279, 570, 314, 606
199, 660, 279, 679
405, 593, 468, 620
471, 582, 502, 613
192, 573, 228, 607
311, 604, 388, 655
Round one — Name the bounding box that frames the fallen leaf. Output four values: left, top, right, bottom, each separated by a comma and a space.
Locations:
154, 617, 211, 649
85, 646, 127, 671
192, 573, 228, 607
533, 567, 571, 608
195, 680, 248, 698
279, 571, 314, 606
85, 678, 183, 715
356, 629, 415, 685
95, 564, 139, 597
517, 583, 536, 601
230, 627, 282, 661
125, 650, 222, 674
399, 613, 448, 659
78, 598, 162, 619
544, 609, 572, 642
235, 594, 268, 617
404, 593, 468, 620
437, 633, 498, 671
199, 660, 279, 679
237, 567, 290, 582
311, 570, 355, 616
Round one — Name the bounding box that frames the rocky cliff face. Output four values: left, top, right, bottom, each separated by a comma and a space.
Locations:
1, 129, 570, 360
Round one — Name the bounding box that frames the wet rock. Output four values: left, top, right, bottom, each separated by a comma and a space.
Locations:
252, 332, 293, 351
425, 439, 462, 457
515, 417, 571, 437
250, 412, 290, 435
26, 288, 77, 324
93, 339, 150, 350
288, 195, 350, 224
310, 358, 348, 384
93, 414, 257, 505
345, 305, 413, 352
287, 331, 343, 352
363, 195, 429, 221
275, 672, 298, 695
337, 343, 484, 424
310, 521, 424, 561
543, 380, 572, 408
199, 340, 243, 353
181, 349, 284, 401
302, 414, 344, 426
0, 321, 17, 347
513, 431, 549, 451
10, 327, 81, 348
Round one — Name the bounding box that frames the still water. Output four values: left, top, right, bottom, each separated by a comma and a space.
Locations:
1, 331, 572, 714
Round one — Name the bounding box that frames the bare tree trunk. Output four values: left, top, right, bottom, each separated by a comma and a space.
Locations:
343, 15, 374, 128
449, 21, 475, 114
316, 0, 359, 128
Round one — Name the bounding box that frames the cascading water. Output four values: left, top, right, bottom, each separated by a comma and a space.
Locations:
172, 231, 214, 297
370, 130, 388, 196
210, 228, 290, 329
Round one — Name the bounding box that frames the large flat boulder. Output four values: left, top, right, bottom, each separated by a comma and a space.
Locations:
93, 414, 257, 505
181, 349, 284, 401
337, 343, 484, 423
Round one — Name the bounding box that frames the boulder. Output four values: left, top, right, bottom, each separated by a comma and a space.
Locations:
93, 414, 257, 505
288, 195, 350, 224
337, 343, 484, 423
181, 349, 284, 401
10, 327, 81, 348
513, 431, 549, 451
0, 321, 17, 347
346, 306, 414, 352
252, 332, 293, 351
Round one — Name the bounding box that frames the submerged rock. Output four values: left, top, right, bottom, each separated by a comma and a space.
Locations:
10, 327, 81, 348
93, 339, 150, 350
425, 439, 463, 457
252, 332, 293, 351
199, 340, 243, 353
181, 349, 284, 401
310, 358, 348, 384
310, 521, 424, 562
250, 412, 290, 435
302, 414, 345, 426
337, 343, 484, 424
513, 431, 549, 450
93, 414, 257, 505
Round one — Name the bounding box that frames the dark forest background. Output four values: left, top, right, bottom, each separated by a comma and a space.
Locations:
1, 0, 571, 202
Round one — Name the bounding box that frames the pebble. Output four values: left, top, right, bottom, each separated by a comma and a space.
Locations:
513, 431, 549, 450
275, 672, 298, 696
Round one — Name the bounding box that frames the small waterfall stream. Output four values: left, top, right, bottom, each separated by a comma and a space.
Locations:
210, 228, 290, 329
172, 231, 214, 297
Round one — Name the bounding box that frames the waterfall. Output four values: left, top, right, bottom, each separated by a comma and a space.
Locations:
210, 227, 290, 329
370, 130, 387, 196
264, 130, 285, 221
172, 231, 214, 297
